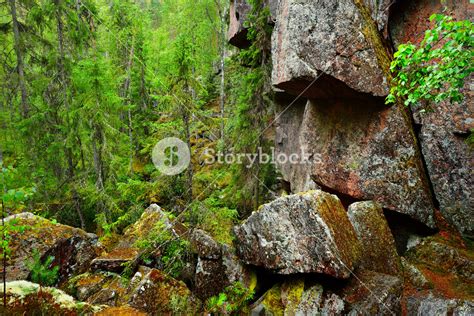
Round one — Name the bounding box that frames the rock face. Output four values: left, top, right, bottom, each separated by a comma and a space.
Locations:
347, 201, 401, 276
234, 190, 361, 277
190, 229, 222, 260
275, 98, 436, 228
5, 213, 103, 285
390, 0, 474, 237
272, 0, 391, 98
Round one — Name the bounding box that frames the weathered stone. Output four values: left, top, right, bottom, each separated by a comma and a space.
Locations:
275, 99, 436, 228
389, 0, 474, 238
347, 201, 401, 275
272, 0, 391, 98
342, 269, 403, 315
90, 248, 139, 273
66, 271, 112, 301
127, 268, 201, 314
406, 296, 474, 316
5, 213, 103, 285
234, 190, 361, 277
190, 229, 221, 259
0, 280, 100, 315
194, 244, 255, 300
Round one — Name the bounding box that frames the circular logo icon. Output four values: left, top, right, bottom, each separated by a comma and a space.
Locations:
152, 137, 190, 175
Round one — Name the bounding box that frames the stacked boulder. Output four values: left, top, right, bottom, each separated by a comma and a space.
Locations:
233, 190, 405, 314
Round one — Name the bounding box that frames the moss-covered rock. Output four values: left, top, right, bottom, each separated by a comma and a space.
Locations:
250, 279, 344, 315
127, 268, 201, 314
0, 280, 101, 315
66, 267, 201, 314
347, 201, 401, 276
5, 212, 104, 285
402, 234, 474, 303
234, 190, 362, 277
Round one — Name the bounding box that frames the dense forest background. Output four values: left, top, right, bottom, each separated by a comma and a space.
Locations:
0, 0, 275, 242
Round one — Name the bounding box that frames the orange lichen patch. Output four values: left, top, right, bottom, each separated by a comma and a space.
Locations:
76, 274, 107, 287
94, 306, 147, 316
419, 267, 457, 298
433, 209, 466, 248
100, 247, 138, 260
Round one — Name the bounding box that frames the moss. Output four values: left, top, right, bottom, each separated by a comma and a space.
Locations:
0, 280, 100, 315
282, 278, 305, 314
261, 284, 285, 315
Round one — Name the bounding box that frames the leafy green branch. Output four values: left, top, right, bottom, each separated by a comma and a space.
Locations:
387, 14, 473, 110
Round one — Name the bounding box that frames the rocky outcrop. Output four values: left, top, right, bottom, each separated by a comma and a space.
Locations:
127, 268, 200, 314
190, 229, 222, 260
234, 190, 361, 277
5, 213, 103, 285
347, 201, 401, 275
390, 0, 474, 238
272, 0, 391, 98
275, 98, 436, 228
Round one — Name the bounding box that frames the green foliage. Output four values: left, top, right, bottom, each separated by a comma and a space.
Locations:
387, 14, 473, 108
1, 164, 34, 262
134, 217, 190, 278
27, 250, 59, 287
206, 281, 255, 313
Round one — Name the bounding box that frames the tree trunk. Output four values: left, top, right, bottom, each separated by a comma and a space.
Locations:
8, 0, 28, 118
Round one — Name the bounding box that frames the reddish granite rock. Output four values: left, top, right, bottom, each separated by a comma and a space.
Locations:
234, 190, 362, 278
275, 99, 436, 228
272, 0, 392, 98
